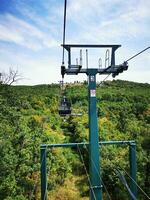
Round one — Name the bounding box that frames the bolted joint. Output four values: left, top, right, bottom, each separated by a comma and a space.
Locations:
122, 61, 128, 70
112, 62, 128, 78
129, 142, 136, 147
91, 185, 103, 189
61, 65, 66, 78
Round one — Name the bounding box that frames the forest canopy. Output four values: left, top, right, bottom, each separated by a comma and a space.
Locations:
0, 80, 149, 200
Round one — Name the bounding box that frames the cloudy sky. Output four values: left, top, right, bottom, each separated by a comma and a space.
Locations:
0, 0, 149, 85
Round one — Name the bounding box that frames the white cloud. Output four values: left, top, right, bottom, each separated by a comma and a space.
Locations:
0, 0, 149, 84
0, 13, 58, 50
0, 23, 23, 43
66, 0, 150, 44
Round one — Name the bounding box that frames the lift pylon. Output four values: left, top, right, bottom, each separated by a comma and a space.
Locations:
60, 44, 128, 200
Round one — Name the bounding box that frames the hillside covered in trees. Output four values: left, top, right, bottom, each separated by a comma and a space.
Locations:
0, 80, 149, 200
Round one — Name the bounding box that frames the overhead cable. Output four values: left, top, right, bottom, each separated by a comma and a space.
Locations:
77, 145, 97, 200
98, 74, 111, 86
98, 46, 150, 85
125, 46, 150, 62
62, 0, 67, 65
114, 168, 137, 200
84, 144, 112, 200
118, 164, 150, 200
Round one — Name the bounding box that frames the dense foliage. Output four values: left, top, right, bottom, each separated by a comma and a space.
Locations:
0, 80, 149, 200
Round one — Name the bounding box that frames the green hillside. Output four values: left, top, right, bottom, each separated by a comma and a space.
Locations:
0, 80, 149, 200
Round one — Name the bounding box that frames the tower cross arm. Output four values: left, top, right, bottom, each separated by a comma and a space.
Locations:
61, 44, 121, 50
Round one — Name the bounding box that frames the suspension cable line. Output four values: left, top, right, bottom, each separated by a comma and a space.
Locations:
114, 168, 137, 200
98, 74, 111, 86
62, 0, 67, 65
61, 0, 67, 88
101, 145, 137, 200
83, 144, 112, 200
98, 46, 150, 86
101, 144, 149, 200
125, 46, 150, 62
29, 180, 39, 200
77, 144, 97, 200
118, 165, 150, 199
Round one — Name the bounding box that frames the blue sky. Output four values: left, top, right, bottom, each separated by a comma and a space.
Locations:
0, 0, 149, 85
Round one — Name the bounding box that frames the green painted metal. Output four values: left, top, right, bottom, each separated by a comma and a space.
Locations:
41, 146, 47, 200
100, 140, 135, 145
88, 69, 102, 200
129, 143, 137, 199
41, 42, 133, 199
40, 140, 135, 149
40, 141, 137, 199
61, 44, 128, 78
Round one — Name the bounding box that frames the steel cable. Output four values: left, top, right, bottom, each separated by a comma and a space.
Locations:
77, 144, 97, 200
98, 46, 150, 86
118, 164, 150, 199
62, 0, 67, 65
83, 144, 112, 200
29, 180, 39, 200
100, 144, 136, 199
127, 144, 150, 199
125, 46, 150, 62
98, 73, 111, 86
114, 167, 137, 200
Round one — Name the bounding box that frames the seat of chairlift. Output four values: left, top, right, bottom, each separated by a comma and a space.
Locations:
59, 96, 71, 116
58, 96, 83, 117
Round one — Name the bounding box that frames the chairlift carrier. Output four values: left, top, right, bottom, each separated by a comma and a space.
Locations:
58, 96, 71, 116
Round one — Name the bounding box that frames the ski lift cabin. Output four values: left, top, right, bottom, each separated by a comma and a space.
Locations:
59, 96, 71, 116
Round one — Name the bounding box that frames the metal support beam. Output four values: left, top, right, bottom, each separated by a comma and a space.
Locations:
41, 146, 47, 200
62, 44, 121, 49
40, 140, 135, 148
68, 48, 71, 66
129, 143, 137, 199
40, 140, 136, 200
88, 69, 102, 200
